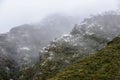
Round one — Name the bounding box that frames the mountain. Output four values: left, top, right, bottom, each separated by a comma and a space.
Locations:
1, 11, 120, 80
0, 14, 79, 80
31, 11, 120, 80
0, 14, 78, 66
50, 37, 120, 80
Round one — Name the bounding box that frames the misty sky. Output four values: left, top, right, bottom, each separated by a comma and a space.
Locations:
0, 0, 119, 33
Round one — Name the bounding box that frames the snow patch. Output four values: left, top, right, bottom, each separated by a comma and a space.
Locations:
63, 34, 71, 37
48, 56, 52, 60
20, 47, 30, 51
100, 26, 103, 30
86, 31, 94, 35
80, 22, 87, 25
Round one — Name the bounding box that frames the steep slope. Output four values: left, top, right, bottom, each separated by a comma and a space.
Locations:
32, 11, 120, 80
0, 14, 79, 80
0, 14, 78, 67
1, 11, 120, 80
50, 37, 120, 80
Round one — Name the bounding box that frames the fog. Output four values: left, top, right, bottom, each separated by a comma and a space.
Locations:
0, 0, 119, 33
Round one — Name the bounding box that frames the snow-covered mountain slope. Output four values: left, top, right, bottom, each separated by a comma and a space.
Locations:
0, 14, 79, 68
0, 13, 80, 80
1, 11, 120, 80
31, 11, 120, 80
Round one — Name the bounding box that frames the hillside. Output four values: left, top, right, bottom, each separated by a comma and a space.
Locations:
50, 37, 120, 80
1, 11, 120, 80
0, 14, 78, 67
0, 14, 79, 80
31, 11, 120, 80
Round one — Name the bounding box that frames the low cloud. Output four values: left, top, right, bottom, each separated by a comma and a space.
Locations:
0, 0, 119, 33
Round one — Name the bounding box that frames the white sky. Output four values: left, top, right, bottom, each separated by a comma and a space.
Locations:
0, 0, 119, 33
